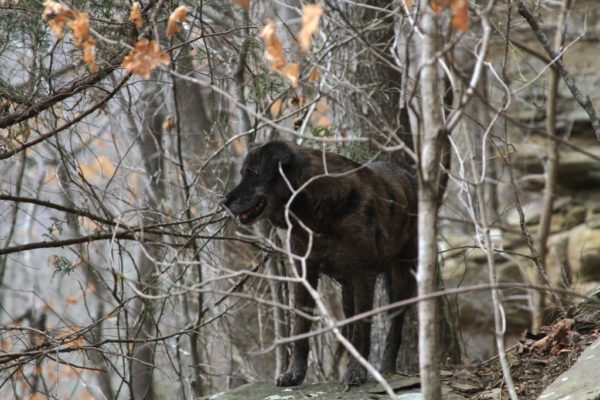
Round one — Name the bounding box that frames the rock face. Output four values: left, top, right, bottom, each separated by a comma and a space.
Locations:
537, 338, 600, 400
439, 0, 600, 361
442, 206, 600, 359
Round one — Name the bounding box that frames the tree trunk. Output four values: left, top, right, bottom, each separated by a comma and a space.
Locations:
130, 81, 167, 400
417, 5, 444, 399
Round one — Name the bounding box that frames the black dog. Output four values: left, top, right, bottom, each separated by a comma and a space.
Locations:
222, 141, 417, 386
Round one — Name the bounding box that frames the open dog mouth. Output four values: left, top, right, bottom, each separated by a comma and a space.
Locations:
237, 198, 267, 224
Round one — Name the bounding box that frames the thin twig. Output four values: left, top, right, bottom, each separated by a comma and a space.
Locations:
514, 0, 600, 140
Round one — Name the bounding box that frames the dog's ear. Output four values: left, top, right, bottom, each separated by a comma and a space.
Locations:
262, 141, 303, 183
264, 142, 292, 176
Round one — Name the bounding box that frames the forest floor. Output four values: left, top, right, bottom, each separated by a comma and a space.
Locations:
451, 295, 600, 399
210, 296, 600, 400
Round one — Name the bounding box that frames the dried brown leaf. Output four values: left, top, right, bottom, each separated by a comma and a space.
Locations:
233, 0, 250, 10
162, 115, 176, 131
451, 0, 469, 31
82, 39, 98, 72
308, 66, 320, 83
122, 39, 170, 79
430, 0, 450, 14
66, 13, 99, 72
129, 2, 143, 29
232, 138, 245, 156
282, 63, 299, 87
166, 5, 189, 38
270, 99, 283, 118
42, 0, 76, 39
315, 98, 328, 113
533, 336, 549, 350
68, 12, 90, 46
316, 116, 331, 128
298, 4, 324, 53
260, 20, 286, 71
553, 318, 575, 333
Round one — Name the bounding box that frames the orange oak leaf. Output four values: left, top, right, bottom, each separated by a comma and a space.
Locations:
42, 0, 76, 39
129, 2, 143, 29
83, 39, 98, 72
451, 0, 469, 31
68, 12, 90, 46
298, 4, 324, 53
233, 0, 250, 9
430, 0, 469, 31
270, 99, 283, 118
282, 63, 299, 87
122, 39, 170, 79
162, 115, 176, 131
232, 137, 245, 156
430, 0, 450, 14
308, 66, 320, 83
166, 5, 189, 38
67, 12, 98, 72
260, 20, 286, 71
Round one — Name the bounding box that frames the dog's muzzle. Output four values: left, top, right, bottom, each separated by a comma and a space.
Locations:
220, 194, 267, 225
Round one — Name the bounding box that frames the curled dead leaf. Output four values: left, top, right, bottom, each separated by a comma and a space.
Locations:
232, 138, 245, 156
308, 66, 320, 83
233, 0, 250, 9
42, 0, 76, 39
316, 116, 331, 128
83, 40, 99, 73
162, 115, 176, 131
430, 0, 450, 14
269, 99, 283, 118
430, 0, 470, 31
67, 12, 99, 72
260, 20, 286, 71
282, 63, 299, 87
122, 39, 171, 79
298, 4, 324, 53
166, 5, 189, 38
68, 12, 90, 47
533, 336, 548, 350
451, 0, 469, 32
554, 318, 575, 332
129, 2, 143, 29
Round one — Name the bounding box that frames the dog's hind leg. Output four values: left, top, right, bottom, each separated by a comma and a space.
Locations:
341, 276, 376, 386
380, 244, 417, 374
341, 282, 354, 342
276, 265, 318, 387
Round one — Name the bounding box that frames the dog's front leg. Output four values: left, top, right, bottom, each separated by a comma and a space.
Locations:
342, 277, 375, 386
276, 266, 318, 387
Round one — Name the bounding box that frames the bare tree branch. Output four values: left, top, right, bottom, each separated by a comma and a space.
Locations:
515, 0, 600, 140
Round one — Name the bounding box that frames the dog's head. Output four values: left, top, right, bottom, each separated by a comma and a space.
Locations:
221, 141, 306, 226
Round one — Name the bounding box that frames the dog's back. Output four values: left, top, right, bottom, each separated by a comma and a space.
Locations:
367, 161, 417, 213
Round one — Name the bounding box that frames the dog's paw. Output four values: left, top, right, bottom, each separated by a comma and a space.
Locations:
276, 371, 305, 387
379, 357, 397, 375
341, 365, 367, 386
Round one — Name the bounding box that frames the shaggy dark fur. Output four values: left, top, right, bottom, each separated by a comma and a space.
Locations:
222, 141, 417, 386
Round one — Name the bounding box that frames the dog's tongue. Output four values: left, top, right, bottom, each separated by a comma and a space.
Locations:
238, 199, 265, 222
239, 209, 252, 222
